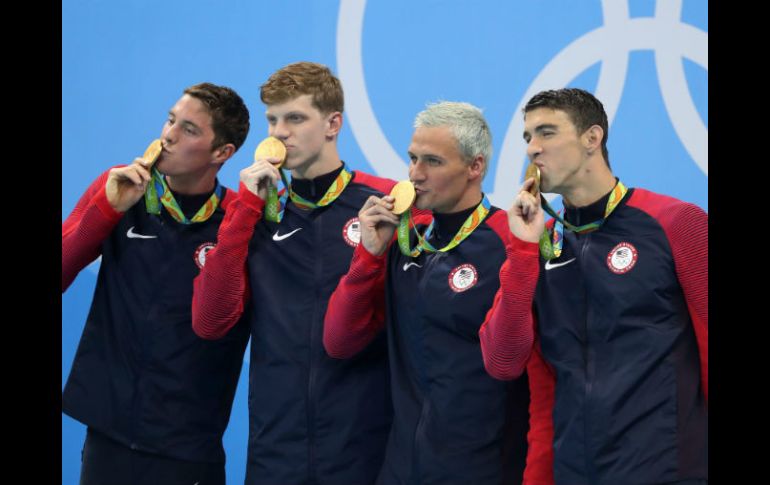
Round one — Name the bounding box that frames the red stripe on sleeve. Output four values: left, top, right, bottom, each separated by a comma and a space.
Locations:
478, 220, 539, 380
62, 168, 124, 292
323, 243, 388, 359
627, 190, 708, 401
192, 182, 265, 339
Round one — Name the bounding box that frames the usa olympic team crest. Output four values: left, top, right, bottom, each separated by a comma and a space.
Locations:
343, 217, 362, 247
194, 242, 216, 269
448, 263, 478, 293
606, 242, 638, 274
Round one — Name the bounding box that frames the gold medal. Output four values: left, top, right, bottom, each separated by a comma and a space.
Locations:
142, 139, 163, 168
389, 180, 416, 215
254, 136, 287, 168
525, 163, 541, 197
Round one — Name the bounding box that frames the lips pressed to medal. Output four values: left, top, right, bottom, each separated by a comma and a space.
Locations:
142, 139, 163, 168
525, 163, 541, 197
254, 136, 287, 168
389, 180, 416, 215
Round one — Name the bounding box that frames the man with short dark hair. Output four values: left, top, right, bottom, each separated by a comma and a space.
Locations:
62, 82, 252, 485
482, 88, 708, 485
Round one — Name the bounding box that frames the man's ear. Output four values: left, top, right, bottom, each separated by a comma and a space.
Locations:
582, 125, 604, 155
468, 154, 485, 181
213, 143, 236, 164
326, 111, 343, 139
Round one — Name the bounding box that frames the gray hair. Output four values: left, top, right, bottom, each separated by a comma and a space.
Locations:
414, 101, 493, 179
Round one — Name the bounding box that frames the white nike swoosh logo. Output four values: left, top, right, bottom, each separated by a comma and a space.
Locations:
403, 262, 422, 271
126, 226, 157, 239
272, 228, 303, 241
544, 257, 576, 271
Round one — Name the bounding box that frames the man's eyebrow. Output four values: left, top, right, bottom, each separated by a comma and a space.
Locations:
409, 152, 445, 162
523, 123, 558, 138
180, 119, 200, 131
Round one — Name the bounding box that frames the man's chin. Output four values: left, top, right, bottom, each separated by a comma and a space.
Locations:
281, 156, 304, 172
414, 197, 433, 212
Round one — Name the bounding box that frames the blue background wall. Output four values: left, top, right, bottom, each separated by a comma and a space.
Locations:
62, 1, 707, 483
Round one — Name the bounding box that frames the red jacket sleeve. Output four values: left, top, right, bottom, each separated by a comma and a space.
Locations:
192, 182, 264, 340
660, 203, 709, 401
523, 336, 556, 485
628, 191, 708, 402
62, 168, 124, 292
323, 242, 388, 359
479, 233, 539, 380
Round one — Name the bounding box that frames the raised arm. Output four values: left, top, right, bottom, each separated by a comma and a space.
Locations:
323, 194, 400, 358
192, 183, 263, 339
62, 162, 152, 291
479, 181, 542, 379
479, 233, 539, 379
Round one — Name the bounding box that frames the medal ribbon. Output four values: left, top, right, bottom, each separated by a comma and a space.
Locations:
264, 166, 352, 223
538, 181, 627, 260
397, 195, 491, 257
144, 168, 223, 224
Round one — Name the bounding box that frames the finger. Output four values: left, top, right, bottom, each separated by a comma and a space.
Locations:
367, 213, 401, 226
256, 160, 281, 177
361, 195, 383, 212
133, 156, 153, 170
119, 163, 151, 186
378, 195, 395, 211
119, 168, 144, 187
132, 163, 152, 183
363, 201, 397, 218
520, 177, 535, 194
245, 164, 280, 184
519, 189, 538, 206
262, 168, 280, 186
253, 156, 283, 168
522, 199, 539, 221
510, 192, 526, 211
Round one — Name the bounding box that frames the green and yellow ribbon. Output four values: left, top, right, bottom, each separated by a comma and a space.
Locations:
144, 168, 223, 224
397, 195, 491, 257
264, 165, 353, 223
538, 180, 627, 260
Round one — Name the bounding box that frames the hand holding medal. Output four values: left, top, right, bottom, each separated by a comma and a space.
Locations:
505, 163, 545, 246
356, 182, 412, 257
105, 139, 161, 212
254, 136, 289, 221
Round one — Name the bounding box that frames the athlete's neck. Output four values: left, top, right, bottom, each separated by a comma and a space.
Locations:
165, 171, 217, 196
432, 195, 483, 242
561, 166, 616, 208
291, 164, 345, 202
291, 144, 343, 180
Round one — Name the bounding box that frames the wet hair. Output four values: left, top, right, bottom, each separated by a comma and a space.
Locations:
184, 82, 250, 151
524, 88, 610, 166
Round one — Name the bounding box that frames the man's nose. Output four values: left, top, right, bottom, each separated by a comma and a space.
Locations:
270, 120, 290, 140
